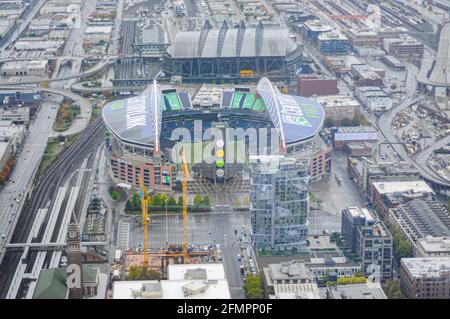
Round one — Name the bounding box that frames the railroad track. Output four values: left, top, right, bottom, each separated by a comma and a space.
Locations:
0, 118, 104, 298
15, 118, 105, 244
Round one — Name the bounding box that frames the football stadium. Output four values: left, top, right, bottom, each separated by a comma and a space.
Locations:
102, 78, 326, 192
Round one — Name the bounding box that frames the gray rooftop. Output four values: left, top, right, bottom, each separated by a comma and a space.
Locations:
328, 283, 387, 299
393, 199, 450, 238
268, 261, 313, 281
401, 257, 450, 278
167, 24, 297, 59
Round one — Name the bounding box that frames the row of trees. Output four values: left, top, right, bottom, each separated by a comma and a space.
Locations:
383, 280, 406, 299
385, 221, 414, 266
126, 265, 160, 281
324, 113, 369, 128
243, 274, 263, 299
336, 276, 367, 285
125, 192, 211, 212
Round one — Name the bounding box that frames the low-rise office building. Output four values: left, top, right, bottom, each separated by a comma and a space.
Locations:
326, 283, 387, 299
355, 86, 393, 113
416, 237, 450, 258
383, 36, 424, 58
387, 199, 450, 254
0, 107, 30, 124
262, 261, 315, 297
347, 157, 421, 197
399, 257, 450, 299
302, 20, 332, 44
1, 60, 48, 76
371, 180, 434, 217
351, 65, 384, 87
113, 264, 231, 299
297, 76, 338, 97
318, 31, 351, 55
314, 95, 360, 126
332, 126, 378, 151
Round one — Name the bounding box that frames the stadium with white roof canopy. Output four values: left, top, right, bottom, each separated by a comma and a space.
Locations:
102, 78, 328, 192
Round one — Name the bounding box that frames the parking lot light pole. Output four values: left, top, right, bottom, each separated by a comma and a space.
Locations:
164, 198, 168, 247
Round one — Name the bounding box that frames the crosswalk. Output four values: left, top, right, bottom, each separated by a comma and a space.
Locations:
118, 221, 130, 250
8, 76, 22, 83
0, 49, 12, 59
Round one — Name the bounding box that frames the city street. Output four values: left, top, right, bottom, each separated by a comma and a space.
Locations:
311, 151, 366, 217
0, 96, 59, 255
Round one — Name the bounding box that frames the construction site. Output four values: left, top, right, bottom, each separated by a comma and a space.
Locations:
110, 148, 220, 281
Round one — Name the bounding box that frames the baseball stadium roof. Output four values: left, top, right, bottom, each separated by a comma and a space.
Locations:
167, 21, 298, 59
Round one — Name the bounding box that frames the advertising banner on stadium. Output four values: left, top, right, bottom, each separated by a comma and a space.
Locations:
276, 94, 324, 144
102, 92, 158, 146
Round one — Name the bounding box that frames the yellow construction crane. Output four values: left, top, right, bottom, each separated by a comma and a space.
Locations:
139, 175, 150, 267
180, 147, 189, 263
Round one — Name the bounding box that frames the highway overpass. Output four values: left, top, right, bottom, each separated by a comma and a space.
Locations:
418, 23, 450, 87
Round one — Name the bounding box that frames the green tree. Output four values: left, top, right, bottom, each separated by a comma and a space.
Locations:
152, 193, 161, 206
126, 265, 142, 280
159, 193, 168, 207
386, 222, 413, 264
337, 276, 367, 285
202, 195, 211, 207
193, 194, 203, 206
126, 266, 161, 280
341, 117, 353, 127
383, 280, 406, 299
125, 199, 133, 212
352, 113, 369, 126
177, 196, 184, 206
167, 196, 177, 206
324, 117, 334, 128
243, 274, 263, 299
132, 192, 141, 211
108, 187, 120, 201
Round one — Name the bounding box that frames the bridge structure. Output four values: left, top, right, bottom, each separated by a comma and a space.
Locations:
418, 23, 450, 87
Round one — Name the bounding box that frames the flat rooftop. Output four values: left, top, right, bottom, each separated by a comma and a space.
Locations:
168, 263, 226, 281
112, 279, 231, 299
328, 283, 387, 299
313, 95, 360, 107
267, 261, 313, 281
372, 180, 433, 195
394, 199, 450, 238
318, 31, 348, 41
417, 236, 450, 253
304, 20, 332, 33
401, 257, 450, 278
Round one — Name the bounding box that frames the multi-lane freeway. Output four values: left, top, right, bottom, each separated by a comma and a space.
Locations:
418, 23, 450, 87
